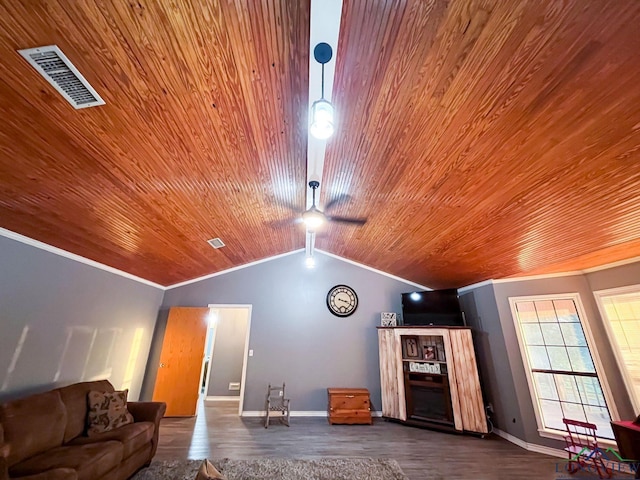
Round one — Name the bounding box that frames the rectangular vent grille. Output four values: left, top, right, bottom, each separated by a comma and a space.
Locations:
208, 238, 225, 249
18, 45, 105, 109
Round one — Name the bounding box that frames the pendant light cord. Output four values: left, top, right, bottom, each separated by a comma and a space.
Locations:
321, 62, 325, 100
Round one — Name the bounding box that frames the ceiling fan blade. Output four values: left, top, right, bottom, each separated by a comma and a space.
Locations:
268, 193, 305, 213
268, 217, 302, 229
324, 194, 352, 213
327, 215, 367, 226
277, 201, 304, 213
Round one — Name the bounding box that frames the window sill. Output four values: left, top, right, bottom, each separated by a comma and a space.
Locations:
537, 429, 617, 447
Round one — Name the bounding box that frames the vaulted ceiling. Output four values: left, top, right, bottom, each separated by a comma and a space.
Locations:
1, 0, 640, 288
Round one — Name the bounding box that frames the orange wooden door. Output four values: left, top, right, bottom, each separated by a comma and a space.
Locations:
152, 307, 209, 416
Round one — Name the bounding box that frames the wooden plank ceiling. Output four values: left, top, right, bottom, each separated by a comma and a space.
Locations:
320, 0, 640, 288
0, 0, 309, 286
1, 0, 640, 288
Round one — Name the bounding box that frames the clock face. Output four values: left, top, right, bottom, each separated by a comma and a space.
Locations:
326, 285, 358, 317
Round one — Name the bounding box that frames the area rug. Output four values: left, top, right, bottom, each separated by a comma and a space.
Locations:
131, 457, 409, 480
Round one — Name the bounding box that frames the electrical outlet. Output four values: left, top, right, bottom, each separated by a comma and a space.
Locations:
279, 390, 283, 397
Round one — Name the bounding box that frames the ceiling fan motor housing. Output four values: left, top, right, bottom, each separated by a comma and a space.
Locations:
302, 207, 325, 230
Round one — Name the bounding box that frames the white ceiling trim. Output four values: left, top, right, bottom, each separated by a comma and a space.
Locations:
492, 270, 584, 283
458, 270, 586, 293
581, 254, 640, 273
459, 257, 640, 294
305, 0, 344, 256
165, 249, 305, 290
457, 279, 495, 294
167, 247, 432, 292
0, 226, 165, 290
315, 249, 432, 290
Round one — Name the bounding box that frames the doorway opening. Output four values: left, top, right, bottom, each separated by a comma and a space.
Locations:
197, 305, 251, 416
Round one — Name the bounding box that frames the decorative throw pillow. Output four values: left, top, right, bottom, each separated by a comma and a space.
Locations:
195, 459, 227, 480
86, 389, 134, 436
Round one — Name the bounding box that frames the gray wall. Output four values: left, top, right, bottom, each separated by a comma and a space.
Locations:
143, 250, 420, 411
585, 261, 640, 293
0, 235, 164, 402
459, 284, 527, 439
207, 307, 248, 397
461, 267, 639, 450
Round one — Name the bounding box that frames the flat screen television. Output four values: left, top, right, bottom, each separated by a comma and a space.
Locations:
400, 289, 465, 327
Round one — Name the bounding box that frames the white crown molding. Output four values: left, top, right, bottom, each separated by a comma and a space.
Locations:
168, 247, 432, 291
0, 225, 427, 292
459, 256, 640, 294
458, 271, 583, 293
492, 271, 584, 283
315, 249, 432, 290
457, 279, 494, 294
582, 254, 640, 273
0, 227, 165, 290
7, 222, 638, 296
165, 249, 305, 290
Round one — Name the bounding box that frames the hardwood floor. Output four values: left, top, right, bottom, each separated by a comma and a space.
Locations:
152, 400, 571, 479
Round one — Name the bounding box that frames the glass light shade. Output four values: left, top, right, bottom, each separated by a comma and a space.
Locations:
310, 99, 335, 139
302, 209, 324, 230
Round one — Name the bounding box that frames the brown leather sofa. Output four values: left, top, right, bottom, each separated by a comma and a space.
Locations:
611, 416, 640, 479
0, 380, 166, 480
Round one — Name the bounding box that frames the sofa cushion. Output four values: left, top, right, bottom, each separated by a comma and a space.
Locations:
56, 380, 114, 443
87, 389, 134, 435
10, 468, 78, 480
9, 441, 123, 480
67, 421, 154, 458
0, 390, 66, 466
118, 444, 152, 480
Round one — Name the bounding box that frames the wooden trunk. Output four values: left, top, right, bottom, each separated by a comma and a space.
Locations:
327, 388, 372, 425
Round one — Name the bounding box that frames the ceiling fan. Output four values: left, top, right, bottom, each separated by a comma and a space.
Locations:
301, 180, 367, 232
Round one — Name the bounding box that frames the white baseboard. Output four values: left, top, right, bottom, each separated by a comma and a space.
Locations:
205, 396, 240, 402
493, 429, 636, 475
241, 411, 383, 418
241, 410, 326, 417
493, 428, 565, 458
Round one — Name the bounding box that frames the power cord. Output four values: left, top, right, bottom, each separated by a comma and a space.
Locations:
485, 404, 494, 434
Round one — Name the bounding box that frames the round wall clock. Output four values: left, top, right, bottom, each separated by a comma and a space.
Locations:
326, 285, 358, 317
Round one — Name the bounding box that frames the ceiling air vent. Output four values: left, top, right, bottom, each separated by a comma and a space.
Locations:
208, 238, 225, 249
18, 45, 105, 109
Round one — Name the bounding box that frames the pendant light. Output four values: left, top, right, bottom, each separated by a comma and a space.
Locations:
310, 42, 335, 140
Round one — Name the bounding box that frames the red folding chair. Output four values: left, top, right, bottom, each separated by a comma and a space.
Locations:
563, 418, 612, 479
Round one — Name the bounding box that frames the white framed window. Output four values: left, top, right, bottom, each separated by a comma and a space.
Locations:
509, 293, 617, 440
593, 284, 640, 413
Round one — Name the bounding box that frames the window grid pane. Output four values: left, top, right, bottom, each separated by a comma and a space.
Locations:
600, 291, 640, 411
514, 297, 613, 439
533, 372, 558, 401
